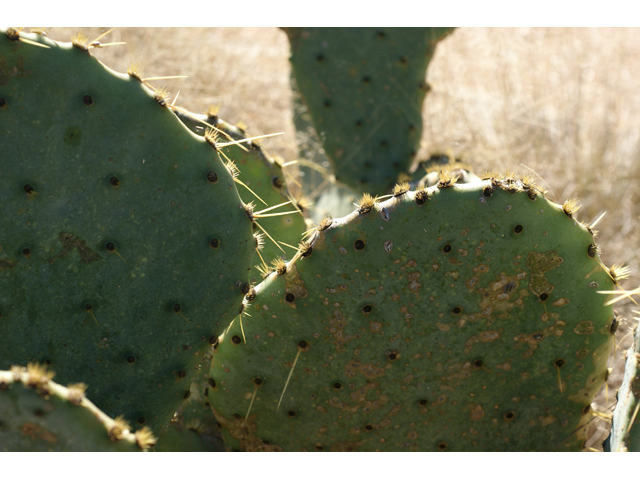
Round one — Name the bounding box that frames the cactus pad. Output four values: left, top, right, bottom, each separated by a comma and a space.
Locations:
0, 30, 254, 433
0, 364, 155, 451
284, 27, 455, 195
208, 177, 615, 451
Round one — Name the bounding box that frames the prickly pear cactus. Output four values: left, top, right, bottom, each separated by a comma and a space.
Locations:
284, 27, 455, 195
605, 324, 640, 451
208, 176, 615, 451
0, 30, 255, 433
0, 364, 155, 451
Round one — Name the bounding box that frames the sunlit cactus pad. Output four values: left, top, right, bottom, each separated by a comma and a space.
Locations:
284, 27, 455, 195
0, 30, 254, 433
209, 176, 615, 451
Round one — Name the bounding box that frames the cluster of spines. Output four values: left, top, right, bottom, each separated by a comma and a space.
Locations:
253, 173, 619, 295
480, 171, 546, 200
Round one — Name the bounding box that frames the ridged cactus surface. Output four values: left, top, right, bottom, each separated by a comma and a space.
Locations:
0, 364, 155, 451
284, 27, 455, 195
0, 30, 254, 433
208, 177, 615, 451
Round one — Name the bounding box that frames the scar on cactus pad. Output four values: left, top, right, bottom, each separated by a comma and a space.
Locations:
0, 29, 259, 434
209, 175, 619, 451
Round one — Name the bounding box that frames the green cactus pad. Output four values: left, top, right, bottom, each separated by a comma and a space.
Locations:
208, 176, 615, 451
0, 30, 254, 433
0, 365, 155, 451
284, 27, 455, 195
605, 324, 640, 451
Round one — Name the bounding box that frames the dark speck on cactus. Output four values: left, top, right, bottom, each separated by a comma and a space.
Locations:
206, 171, 218, 183
271, 176, 284, 189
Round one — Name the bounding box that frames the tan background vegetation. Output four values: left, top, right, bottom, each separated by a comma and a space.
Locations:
45, 27, 640, 451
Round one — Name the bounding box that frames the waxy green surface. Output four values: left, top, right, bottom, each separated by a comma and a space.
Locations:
209, 179, 614, 451
285, 27, 455, 195
0, 30, 254, 434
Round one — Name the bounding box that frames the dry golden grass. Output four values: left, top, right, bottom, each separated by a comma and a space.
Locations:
41, 27, 640, 451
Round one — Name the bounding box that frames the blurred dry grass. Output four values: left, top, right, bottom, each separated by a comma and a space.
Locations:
45, 27, 640, 451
